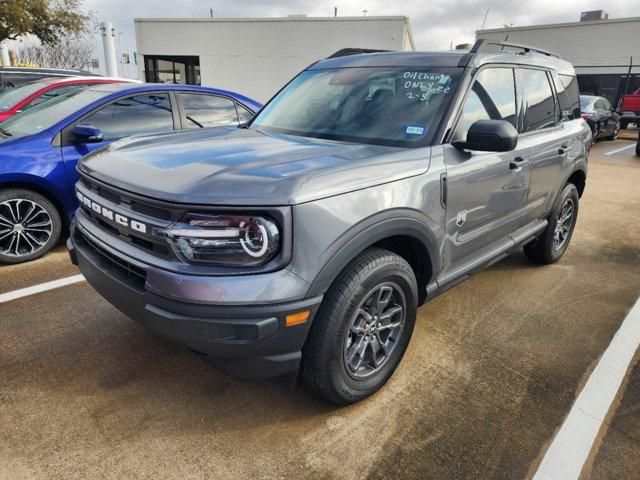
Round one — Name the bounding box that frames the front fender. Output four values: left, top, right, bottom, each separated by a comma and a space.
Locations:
304, 209, 441, 298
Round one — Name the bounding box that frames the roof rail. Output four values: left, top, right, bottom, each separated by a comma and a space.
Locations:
327, 48, 391, 59
470, 39, 560, 58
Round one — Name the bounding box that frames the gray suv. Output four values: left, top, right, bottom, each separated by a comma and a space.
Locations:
68, 40, 591, 404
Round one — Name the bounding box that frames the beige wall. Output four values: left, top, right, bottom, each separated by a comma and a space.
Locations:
135, 17, 414, 102
477, 18, 640, 75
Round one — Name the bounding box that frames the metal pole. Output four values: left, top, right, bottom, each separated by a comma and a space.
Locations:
622, 56, 633, 107
481, 9, 490, 30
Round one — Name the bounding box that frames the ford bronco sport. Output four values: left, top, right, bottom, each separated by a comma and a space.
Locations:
68, 40, 591, 404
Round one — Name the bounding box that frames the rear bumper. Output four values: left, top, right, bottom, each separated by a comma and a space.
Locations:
68, 222, 322, 381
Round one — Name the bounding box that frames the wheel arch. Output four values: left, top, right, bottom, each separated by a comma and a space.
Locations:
566, 168, 586, 198
306, 210, 441, 305
0, 177, 68, 228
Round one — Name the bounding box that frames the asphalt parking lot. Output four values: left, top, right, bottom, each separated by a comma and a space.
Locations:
1, 140, 639, 479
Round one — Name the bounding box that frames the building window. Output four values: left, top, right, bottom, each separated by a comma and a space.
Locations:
144, 55, 200, 85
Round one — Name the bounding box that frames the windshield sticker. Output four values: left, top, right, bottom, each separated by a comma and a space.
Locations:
405, 125, 426, 136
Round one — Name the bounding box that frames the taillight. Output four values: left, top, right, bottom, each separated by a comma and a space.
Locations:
581, 113, 590, 121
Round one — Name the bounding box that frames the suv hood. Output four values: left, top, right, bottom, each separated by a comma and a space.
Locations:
78, 127, 430, 205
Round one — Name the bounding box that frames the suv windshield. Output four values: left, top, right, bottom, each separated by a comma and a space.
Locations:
251, 67, 460, 147
0, 88, 108, 138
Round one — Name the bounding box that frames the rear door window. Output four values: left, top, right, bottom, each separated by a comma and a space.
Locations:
82, 93, 174, 141
179, 93, 239, 128
521, 69, 557, 132
453, 67, 517, 140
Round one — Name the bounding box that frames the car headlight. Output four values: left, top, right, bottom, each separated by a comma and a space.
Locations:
158, 213, 280, 266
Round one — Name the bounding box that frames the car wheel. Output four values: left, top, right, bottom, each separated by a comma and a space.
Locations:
0, 189, 62, 265
619, 119, 629, 130
636, 137, 640, 156
523, 183, 579, 265
301, 248, 418, 405
607, 121, 620, 141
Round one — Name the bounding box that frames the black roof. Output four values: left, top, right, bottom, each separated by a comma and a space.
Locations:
310, 40, 575, 76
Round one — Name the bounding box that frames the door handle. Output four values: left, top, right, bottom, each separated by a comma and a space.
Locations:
509, 157, 529, 170
559, 144, 568, 155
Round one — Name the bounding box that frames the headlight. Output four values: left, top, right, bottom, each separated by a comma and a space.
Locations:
158, 213, 280, 266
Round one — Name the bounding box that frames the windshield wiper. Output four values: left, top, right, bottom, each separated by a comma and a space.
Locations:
0, 127, 12, 137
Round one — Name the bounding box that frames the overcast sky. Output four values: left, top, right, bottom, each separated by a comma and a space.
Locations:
82, 0, 636, 54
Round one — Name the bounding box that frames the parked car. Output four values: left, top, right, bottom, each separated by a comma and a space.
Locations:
0, 66, 99, 92
580, 95, 620, 143
619, 86, 640, 129
68, 40, 590, 404
0, 83, 261, 264
0, 76, 132, 122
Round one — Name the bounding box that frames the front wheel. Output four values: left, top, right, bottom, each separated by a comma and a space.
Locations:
301, 248, 418, 404
523, 183, 579, 264
0, 189, 62, 264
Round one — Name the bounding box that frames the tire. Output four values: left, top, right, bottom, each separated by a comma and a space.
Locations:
620, 119, 629, 130
607, 121, 620, 141
523, 183, 579, 265
636, 138, 640, 156
301, 248, 418, 405
0, 188, 62, 264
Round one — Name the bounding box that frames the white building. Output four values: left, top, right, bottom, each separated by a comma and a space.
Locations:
134, 16, 415, 102
477, 13, 640, 106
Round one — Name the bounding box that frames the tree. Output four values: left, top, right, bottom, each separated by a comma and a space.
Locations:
0, 0, 89, 45
16, 35, 94, 70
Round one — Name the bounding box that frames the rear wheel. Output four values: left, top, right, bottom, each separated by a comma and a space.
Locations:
619, 119, 629, 130
0, 189, 62, 264
523, 183, 579, 264
301, 248, 418, 404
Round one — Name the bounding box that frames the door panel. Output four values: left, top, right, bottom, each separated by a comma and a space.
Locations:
443, 145, 531, 268
519, 68, 571, 222
443, 66, 531, 270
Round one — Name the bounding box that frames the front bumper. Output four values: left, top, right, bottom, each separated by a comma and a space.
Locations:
68, 221, 322, 382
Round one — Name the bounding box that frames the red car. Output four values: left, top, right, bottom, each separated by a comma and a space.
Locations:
0, 76, 131, 122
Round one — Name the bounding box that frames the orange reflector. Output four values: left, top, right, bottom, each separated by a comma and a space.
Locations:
285, 310, 311, 326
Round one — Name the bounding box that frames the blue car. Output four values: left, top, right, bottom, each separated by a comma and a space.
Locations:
0, 83, 261, 264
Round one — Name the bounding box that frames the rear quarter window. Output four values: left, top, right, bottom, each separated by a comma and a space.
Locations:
521, 69, 557, 132
553, 74, 581, 121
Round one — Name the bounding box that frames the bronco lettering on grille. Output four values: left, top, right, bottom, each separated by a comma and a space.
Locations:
77, 190, 147, 234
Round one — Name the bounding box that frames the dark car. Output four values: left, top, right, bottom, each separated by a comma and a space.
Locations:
580, 95, 620, 143
69, 40, 591, 404
0, 67, 99, 92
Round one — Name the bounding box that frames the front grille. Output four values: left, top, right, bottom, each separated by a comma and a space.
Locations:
76, 229, 146, 291
78, 176, 173, 259
80, 176, 173, 220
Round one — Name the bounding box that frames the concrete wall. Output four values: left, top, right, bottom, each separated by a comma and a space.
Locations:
477, 17, 640, 75
135, 16, 415, 102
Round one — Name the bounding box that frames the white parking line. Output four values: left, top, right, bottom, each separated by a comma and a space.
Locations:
0, 274, 86, 304
533, 296, 640, 480
604, 143, 636, 155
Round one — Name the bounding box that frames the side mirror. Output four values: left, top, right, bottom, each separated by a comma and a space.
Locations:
453, 119, 518, 152
72, 124, 103, 144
